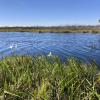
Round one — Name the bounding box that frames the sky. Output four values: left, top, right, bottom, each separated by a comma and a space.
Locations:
0, 0, 100, 26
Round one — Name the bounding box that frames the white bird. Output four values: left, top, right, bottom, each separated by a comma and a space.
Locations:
9, 44, 13, 49
47, 52, 52, 57
9, 44, 17, 49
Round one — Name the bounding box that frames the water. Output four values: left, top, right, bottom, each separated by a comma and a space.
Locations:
0, 32, 100, 64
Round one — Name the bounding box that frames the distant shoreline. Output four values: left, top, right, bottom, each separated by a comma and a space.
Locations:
0, 26, 100, 33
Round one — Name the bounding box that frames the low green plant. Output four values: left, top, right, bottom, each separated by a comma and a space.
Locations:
0, 56, 100, 100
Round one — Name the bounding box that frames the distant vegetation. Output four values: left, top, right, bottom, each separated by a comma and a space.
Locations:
0, 25, 100, 33
0, 56, 100, 100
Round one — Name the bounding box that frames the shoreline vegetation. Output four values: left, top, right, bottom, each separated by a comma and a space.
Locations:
0, 25, 100, 33
0, 55, 100, 99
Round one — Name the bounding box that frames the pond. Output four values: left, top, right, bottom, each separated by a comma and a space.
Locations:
0, 32, 100, 64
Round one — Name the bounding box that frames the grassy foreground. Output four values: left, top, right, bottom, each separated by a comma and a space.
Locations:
0, 56, 100, 100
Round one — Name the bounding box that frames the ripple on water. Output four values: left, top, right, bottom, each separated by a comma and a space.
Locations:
0, 32, 100, 64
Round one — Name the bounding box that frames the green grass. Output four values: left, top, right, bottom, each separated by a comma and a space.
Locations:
0, 55, 100, 100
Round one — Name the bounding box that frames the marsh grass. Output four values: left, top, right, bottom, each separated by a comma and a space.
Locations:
0, 55, 100, 100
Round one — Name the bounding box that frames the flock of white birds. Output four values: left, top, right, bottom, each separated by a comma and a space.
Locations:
9, 43, 52, 56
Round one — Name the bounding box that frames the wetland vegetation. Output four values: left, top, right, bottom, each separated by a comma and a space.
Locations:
0, 25, 100, 33
0, 56, 100, 100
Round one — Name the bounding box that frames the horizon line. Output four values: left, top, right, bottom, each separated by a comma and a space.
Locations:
0, 24, 100, 27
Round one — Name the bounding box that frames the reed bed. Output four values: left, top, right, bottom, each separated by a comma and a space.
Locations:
0, 56, 100, 100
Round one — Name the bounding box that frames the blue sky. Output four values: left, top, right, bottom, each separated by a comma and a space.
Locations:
0, 0, 100, 26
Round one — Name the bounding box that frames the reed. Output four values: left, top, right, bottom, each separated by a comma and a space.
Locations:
0, 26, 100, 33
0, 56, 100, 100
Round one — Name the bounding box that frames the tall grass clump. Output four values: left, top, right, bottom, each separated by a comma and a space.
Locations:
0, 55, 100, 100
